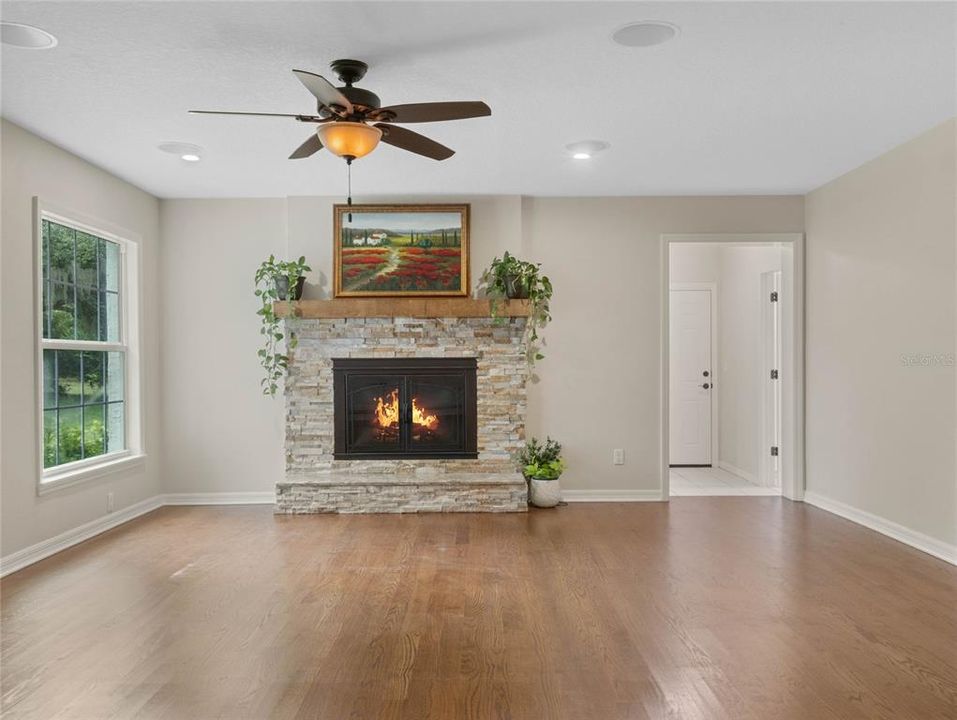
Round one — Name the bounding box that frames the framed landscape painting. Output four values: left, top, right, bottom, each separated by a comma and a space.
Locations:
334, 204, 469, 297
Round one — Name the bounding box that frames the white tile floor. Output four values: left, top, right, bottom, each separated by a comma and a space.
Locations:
669, 465, 780, 496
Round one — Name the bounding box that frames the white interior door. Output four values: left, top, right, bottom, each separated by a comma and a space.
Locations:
670, 289, 713, 465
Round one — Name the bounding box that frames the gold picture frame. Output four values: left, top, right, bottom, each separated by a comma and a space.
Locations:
333, 204, 470, 297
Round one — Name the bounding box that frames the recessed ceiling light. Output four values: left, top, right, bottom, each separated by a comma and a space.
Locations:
158, 142, 203, 162
1, 21, 58, 49
566, 140, 610, 160
612, 21, 679, 48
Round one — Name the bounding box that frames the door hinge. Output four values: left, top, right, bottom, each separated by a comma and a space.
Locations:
770, 446, 779, 457
770, 369, 779, 380
770, 291, 778, 302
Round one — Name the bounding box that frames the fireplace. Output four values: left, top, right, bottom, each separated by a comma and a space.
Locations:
332, 358, 478, 460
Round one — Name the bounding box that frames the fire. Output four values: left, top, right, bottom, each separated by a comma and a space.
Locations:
374, 389, 438, 430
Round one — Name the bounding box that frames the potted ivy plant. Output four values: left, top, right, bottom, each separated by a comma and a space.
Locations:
254, 255, 311, 397
518, 436, 565, 508
479, 251, 553, 365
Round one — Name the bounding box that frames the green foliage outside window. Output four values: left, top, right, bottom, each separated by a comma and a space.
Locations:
41, 218, 125, 470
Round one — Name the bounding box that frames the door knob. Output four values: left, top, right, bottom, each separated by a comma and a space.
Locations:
702, 383, 711, 389
703, 371, 710, 377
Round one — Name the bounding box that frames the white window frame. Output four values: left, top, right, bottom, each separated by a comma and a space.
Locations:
34, 198, 145, 494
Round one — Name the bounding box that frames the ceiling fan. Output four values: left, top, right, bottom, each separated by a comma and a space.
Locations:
189, 59, 491, 163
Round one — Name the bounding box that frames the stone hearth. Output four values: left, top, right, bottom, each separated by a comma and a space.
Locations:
277, 308, 529, 513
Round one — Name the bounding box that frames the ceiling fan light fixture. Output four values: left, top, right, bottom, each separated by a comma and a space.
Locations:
317, 122, 382, 160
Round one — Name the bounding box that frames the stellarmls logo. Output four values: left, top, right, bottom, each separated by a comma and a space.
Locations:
900, 353, 956, 367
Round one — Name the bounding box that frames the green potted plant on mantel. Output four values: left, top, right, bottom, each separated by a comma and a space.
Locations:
254, 255, 311, 397
479, 251, 553, 365
518, 436, 566, 508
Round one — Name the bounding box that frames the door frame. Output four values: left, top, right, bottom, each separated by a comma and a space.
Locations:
668, 282, 718, 468
660, 233, 805, 501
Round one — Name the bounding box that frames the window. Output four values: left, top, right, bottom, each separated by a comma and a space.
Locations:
37, 203, 143, 491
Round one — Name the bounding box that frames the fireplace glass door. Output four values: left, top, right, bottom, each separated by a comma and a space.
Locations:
407, 375, 466, 452
333, 358, 477, 460
343, 375, 403, 455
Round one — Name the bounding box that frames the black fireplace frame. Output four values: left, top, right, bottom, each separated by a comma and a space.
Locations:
332, 357, 478, 460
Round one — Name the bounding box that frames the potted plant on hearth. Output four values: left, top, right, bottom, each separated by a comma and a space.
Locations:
254, 255, 311, 397
519, 437, 565, 508
479, 251, 553, 365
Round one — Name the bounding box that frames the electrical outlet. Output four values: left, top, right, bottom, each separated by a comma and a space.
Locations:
613, 449, 625, 465
107, 492, 114, 513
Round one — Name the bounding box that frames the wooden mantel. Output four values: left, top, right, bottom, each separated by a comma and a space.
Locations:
275, 298, 532, 319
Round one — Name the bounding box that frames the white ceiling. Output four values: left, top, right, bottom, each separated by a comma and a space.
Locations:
2, 1, 954, 199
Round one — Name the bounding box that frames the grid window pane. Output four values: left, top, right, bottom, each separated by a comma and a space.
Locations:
57, 407, 83, 464
48, 222, 75, 285
56, 350, 82, 408
82, 351, 104, 404
106, 352, 124, 403
42, 220, 50, 284
43, 350, 57, 409
50, 283, 75, 339
75, 231, 99, 287
42, 287, 50, 339
84, 403, 106, 457
106, 402, 125, 454
103, 291, 120, 342
43, 410, 58, 468
104, 240, 120, 292
76, 287, 99, 340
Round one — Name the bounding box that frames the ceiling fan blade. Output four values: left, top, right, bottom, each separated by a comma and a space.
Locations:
292, 69, 354, 115
289, 134, 323, 160
189, 110, 301, 118
375, 101, 491, 123
375, 124, 454, 161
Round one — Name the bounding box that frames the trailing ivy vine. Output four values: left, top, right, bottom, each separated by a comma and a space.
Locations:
254, 255, 311, 396
479, 251, 553, 365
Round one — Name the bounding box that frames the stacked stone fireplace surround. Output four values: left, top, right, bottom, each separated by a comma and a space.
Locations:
276, 315, 529, 513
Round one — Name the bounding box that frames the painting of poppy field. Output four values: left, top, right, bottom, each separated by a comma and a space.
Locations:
334, 205, 469, 297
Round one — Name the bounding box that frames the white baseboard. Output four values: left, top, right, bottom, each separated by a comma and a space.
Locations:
163, 492, 275, 506
803, 491, 957, 566
562, 489, 664, 502
716, 460, 758, 485
1, 492, 276, 578
0, 495, 164, 578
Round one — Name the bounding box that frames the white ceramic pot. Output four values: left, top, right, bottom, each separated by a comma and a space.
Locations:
529, 477, 562, 508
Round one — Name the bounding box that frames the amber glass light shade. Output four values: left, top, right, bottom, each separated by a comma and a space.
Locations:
316, 122, 382, 159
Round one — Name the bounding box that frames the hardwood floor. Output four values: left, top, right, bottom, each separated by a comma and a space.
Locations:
2, 500, 956, 719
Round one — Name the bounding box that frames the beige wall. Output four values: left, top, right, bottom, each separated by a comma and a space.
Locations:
1, 120, 162, 556
159, 199, 288, 495
805, 118, 957, 548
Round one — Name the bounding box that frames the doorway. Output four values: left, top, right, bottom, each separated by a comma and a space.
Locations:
662, 234, 805, 500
